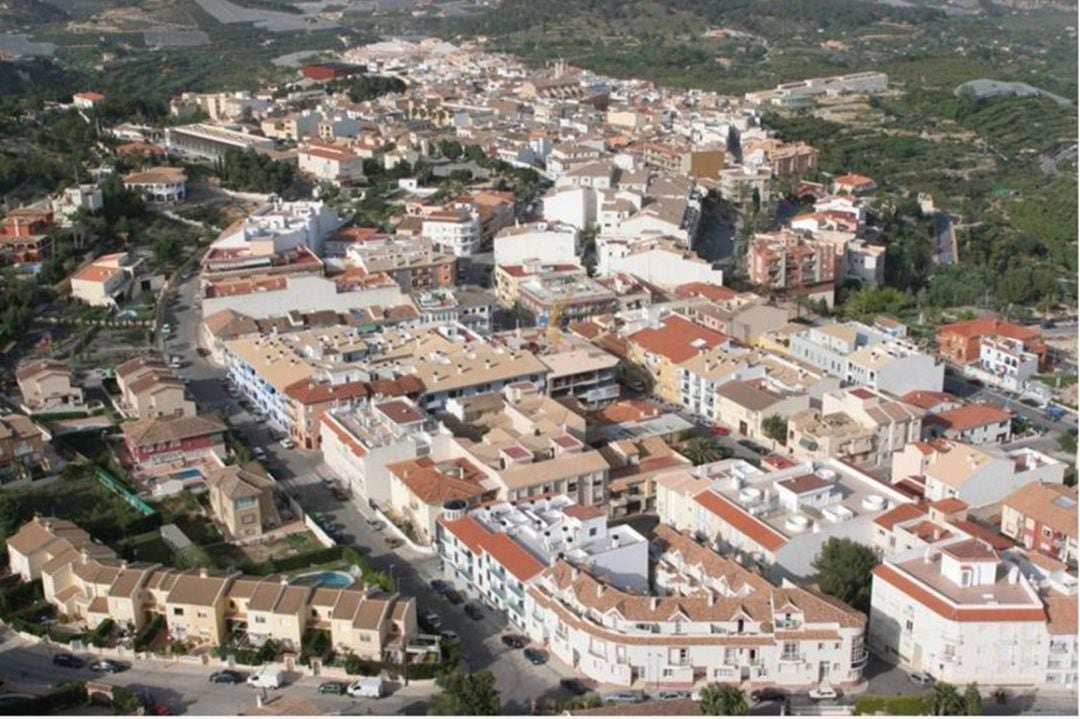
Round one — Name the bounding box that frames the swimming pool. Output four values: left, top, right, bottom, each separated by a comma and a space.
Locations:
290, 570, 355, 588
171, 468, 204, 481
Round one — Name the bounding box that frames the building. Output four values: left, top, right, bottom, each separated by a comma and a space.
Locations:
891, 440, 1066, 507
524, 524, 867, 689
211, 198, 344, 257
387, 456, 497, 547
493, 222, 579, 267
437, 495, 650, 627
345, 235, 456, 292
787, 388, 923, 467
1000, 483, 1078, 565
121, 414, 227, 469
538, 344, 620, 408
748, 231, 836, 293
869, 538, 1077, 688
656, 458, 914, 580
598, 239, 724, 288
0, 207, 54, 267
122, 167, 187, 203
119, 370, 195, 421
204, 460, 281, 540
713, 378, 811, 449
419, 205, 482, 257
627, 314, 732, 406
516, 272, 617, 326
299, 62, 364, 81
70, 253, 149, 308
936, 317, 1047, 368
72, 92, 106, 109
165, 123, 275, 161
0, 414, 46, 476
923, 403, 1012, 445
971, 337, 1041, 393
298, 145, 365, 186
202, 273, 402, 322
16, 359, 83, 412
52, 184, 104, 225
831, 174, 877, 196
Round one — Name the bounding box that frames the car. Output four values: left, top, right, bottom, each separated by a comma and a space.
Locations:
331, 487, 350, 501
908, 671, 934, 687
656, 690, 691, 700
808, 685, 839, 701
501, 634, 528, 649
280, 438, 295, 449
1021, 398, 1042, 408
737, 439, 769, 455
149, 702, 171, 715
247, 669, 284, 689
710, 425, 731, 437
560, 678, 590, 696
89, 659, 125, 673
169, 355, 183, 369
603, 691, 646, 704
209, 670, 245, 684
430, 579, 449, 593
252, 447, 267, 460
444, 588, 464, 604
750, 688, 788, 703
51, 652, 84, 669
317, 681, 348, 695
440, 630, 460, 645
366, 518, 384, 530
464, 604, 483, 621
421, 610, 444, 630
523, 647, 547, 665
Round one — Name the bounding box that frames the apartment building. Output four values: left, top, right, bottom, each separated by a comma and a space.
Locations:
891, 440, 1066, 508
936, 316, 1047, 369
924, 403, 1013, 445
494, 261, 585, 309
386, 456, 497, 546
656, 458, 914, 579
16, 359, 83, 412
714, 378, 811, 449
1000, 483, 1078, 565
524, 524, 867, 690
869, 538, 1077, 688
419, 205, 482, 257
598, 239, 725, 287
211, 198, 344, 257
345, 236, 456, 292
538, 345, 621, 408
627, 314, 732, 406
748, 230, 836, 293
971, 336, 1041, 393
787, 388, 923, 467
493, 222, 579, 267
437, 495, 649, 627
202, 273, 403, 321
788, 322, 944, 395
516, 273, 618, 326
7, 517, 420, 660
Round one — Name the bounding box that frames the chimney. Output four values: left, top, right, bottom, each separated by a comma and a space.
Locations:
596, 583, 604, 599
1007, 565, 1019, 585
708, 591, 716, 607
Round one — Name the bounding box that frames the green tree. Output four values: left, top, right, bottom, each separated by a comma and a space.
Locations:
761, 414, 788, 445
1058, 433, 1076, 457
962, 683, 982, 716
681, 437, 727, 466
842, 286, 907, 319
428, 669, 501, 715
811, 537, 878, 612
927, 682, 965, 716
698, 683, 748, 715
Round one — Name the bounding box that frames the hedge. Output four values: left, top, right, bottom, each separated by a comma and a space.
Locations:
36, 682, 88, 713
134, 614, 164, 652
344, 654, 384, 676
87, 618, 115, 647
854, 695, 928, 715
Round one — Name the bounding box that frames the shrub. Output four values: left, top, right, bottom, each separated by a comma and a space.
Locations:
343, 654, 383, 676
134, 614, 164, 652
854, 695, 928, 715
88, 618, 116, 648
37, 682, 88, 713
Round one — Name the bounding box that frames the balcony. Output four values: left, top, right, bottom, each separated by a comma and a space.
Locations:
851, 649, 869, 668
780, 653, 804, 663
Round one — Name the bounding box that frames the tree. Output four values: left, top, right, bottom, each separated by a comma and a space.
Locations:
698, 683, 748, 715
681, 437, 727, 466
811, 537, 878, 612
927, 682, 965, 716
962, 683, 982, 716
761, 414, 787, 445
842, 286, 908, 319
428, 669, 501, 715
1058, 432, 1076, 457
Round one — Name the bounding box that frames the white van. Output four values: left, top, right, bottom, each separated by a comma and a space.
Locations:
246, 669, 284, 690
347, 677, 385, 698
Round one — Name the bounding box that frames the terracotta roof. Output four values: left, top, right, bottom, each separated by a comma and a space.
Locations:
928, 403, 1011, 432
938, 316, 1041, 342
438, 516, 546, 582
940, 538, 997, 561
873, 502, 927, 530
122, 414, 225, 447
900, 390, 959, 410
673, 282, 739, 303
693, 489, 787, 552
1044, 591, 1078, 635
1001, 483, 1077, 538
387, 456, 488, 505
928, 498, 967, 514
15, 359, 69, 382
628, 315, 728, 364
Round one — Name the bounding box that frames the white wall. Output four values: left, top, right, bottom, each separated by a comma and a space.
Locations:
202, 275, 402, 319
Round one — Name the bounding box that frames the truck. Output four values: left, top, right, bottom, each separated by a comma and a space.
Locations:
347, 677, 385, 698
246, 669, 284, 690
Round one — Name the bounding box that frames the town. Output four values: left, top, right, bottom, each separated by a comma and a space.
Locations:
0, 33, 1075, 718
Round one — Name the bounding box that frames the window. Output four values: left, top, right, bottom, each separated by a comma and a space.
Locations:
242, 514, 256, 525
255, 616, 266, 624
905, 619, 914, 631
196, 610, 208, 619
172, 607, 183, 616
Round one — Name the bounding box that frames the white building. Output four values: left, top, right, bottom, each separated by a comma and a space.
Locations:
52, 184, 104, 225
421, 206, 482, 257
869, 538, 1076, 688
164, 123, 275, 161
523, 524, 868, 690
968, 336, 1040, 393
598, 238, 724, 287
297, 145, 365, 186
212, 198, 344, 257
201, 273, 403, 320
493, 222, 579, 267
122, 167, 187, 203
438, 495, 649, 627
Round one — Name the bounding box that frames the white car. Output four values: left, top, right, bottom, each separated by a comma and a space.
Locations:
280, 438, 295, 449
808, 685, 839, 701
440, 629, 460, 645
246, 669, 284, 689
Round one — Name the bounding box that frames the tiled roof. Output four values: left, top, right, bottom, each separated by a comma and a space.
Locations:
1001, 483, 1078, 538
693, 489, 787, 552
627, 315, 728, 364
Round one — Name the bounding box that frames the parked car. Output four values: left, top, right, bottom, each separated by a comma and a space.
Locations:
808, 685, 839, 701
603, 691, 646, 704
317, 681, 348, 695
331, 487, 350, 501
440, 630, 460, 645
420, 610, 443, 631
444, 588, 464, 605
52, 653, 84, 669
750, 688, 788, 703
711, 425, 731, 437
89, 659, 125, 674
560, 678, 590, 696
464, 604, 483, 621
523, 648, 547, 665
656, 690, 691, 700
501, 634, 528, 649
908, 671, 934, 687
366, 518, 384, 530
430, 579, 449, 593
737, 439, 769, 455
209, 670, 245, 684
280, 438, 295, 449
252, 447, 267, 460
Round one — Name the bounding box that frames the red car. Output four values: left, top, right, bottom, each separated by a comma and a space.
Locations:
711, 425, 730, 437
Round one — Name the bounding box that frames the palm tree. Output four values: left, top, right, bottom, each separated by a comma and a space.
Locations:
681, 437, 726, 466
927, 682, 964, 716
698, 683, 748, 716
962, 683, 982, 716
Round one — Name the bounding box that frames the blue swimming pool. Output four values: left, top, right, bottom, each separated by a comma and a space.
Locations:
171, 468, 204, 481
290, 571, 354, 588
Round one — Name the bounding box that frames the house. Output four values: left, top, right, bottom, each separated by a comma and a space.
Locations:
831, 174, 876, 196
936, 316, 1047, 368
869, 538, 1076, 688
6, 516, 115, 582
72, 92, 106, 109
163, 568, 237, 645
70, 253, 149, 308
204, 462, 281, 539
123, 167, 187, 203
121, 371, 195, 420
0, 414, 46, 476
0, 207, 54, 266
626, 314, 731, 406
16, 359, 83, 412
386, 456, 497, 546
1000, 483, 1078, 564
924, 403, 1012, 444
713, 378, 810, 449
298, 145, 365, 186
121, 414, 227, 469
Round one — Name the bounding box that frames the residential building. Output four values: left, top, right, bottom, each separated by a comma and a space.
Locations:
495, 261, 585, 309
120, 370, 195, 421
420, 205, 482, 257
656, 458, 914, 579
165, 123, 275, 161
211, 198, 344, 257
748, 230, 836, 294
538, 345, 620, 408
121, 414, 227, 469
204, 460, 281, 540
298, 144, 365, 186
524, 525, 867, 689
936, 316, 1047, 368
627, 314, 732, 406
70, 253, 149, 308
202, 273, 402, 321
0, 414, 46, 476
598, 239, 724, 288
714, 378, 811, 449
924, 403, 1013, 444
51, 184, 104, 225
493, 222, 579, 268
1000, 483, 1078, 565
345, 236, 456, 292
869, 538, 1077, 688
0, 207, 53, 266
388, 456, 497, 547
16, 359, 83, 412
438, 495, 649, 627
602, 436, 692, 518
515, 273, 618, 326
122, 167, 187, 203
971, 336, 1041, 393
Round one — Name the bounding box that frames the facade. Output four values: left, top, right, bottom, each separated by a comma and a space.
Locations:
0, 414, 46, 474
936, 317, 1046, 368
493, 222, 579, 267
787, 388, 923, 467
1000, 483, 1078, 565
298, 145, 365, 186
387, 456, 496, 546
869, 538, 1077, 688
122, 167, 187, 203
748, 231, 836, 292
924, 403, 1013, 445
627, 314, 732, 406
420, 206, 482, 257
165, 123, 275, 161
70, 253, 148, 308
204, 461, 281, 540
16, 359, 83, 412
121, 414, 227, 468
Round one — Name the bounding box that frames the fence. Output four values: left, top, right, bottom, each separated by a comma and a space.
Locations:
92, 466, 156, 516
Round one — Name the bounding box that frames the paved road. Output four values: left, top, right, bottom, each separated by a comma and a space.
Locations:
944, 371, 1077, 437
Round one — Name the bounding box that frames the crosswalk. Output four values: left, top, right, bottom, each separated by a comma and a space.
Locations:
276, 463, 340, 490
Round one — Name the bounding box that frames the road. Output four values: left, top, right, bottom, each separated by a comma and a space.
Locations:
943, 371, 1077, 437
